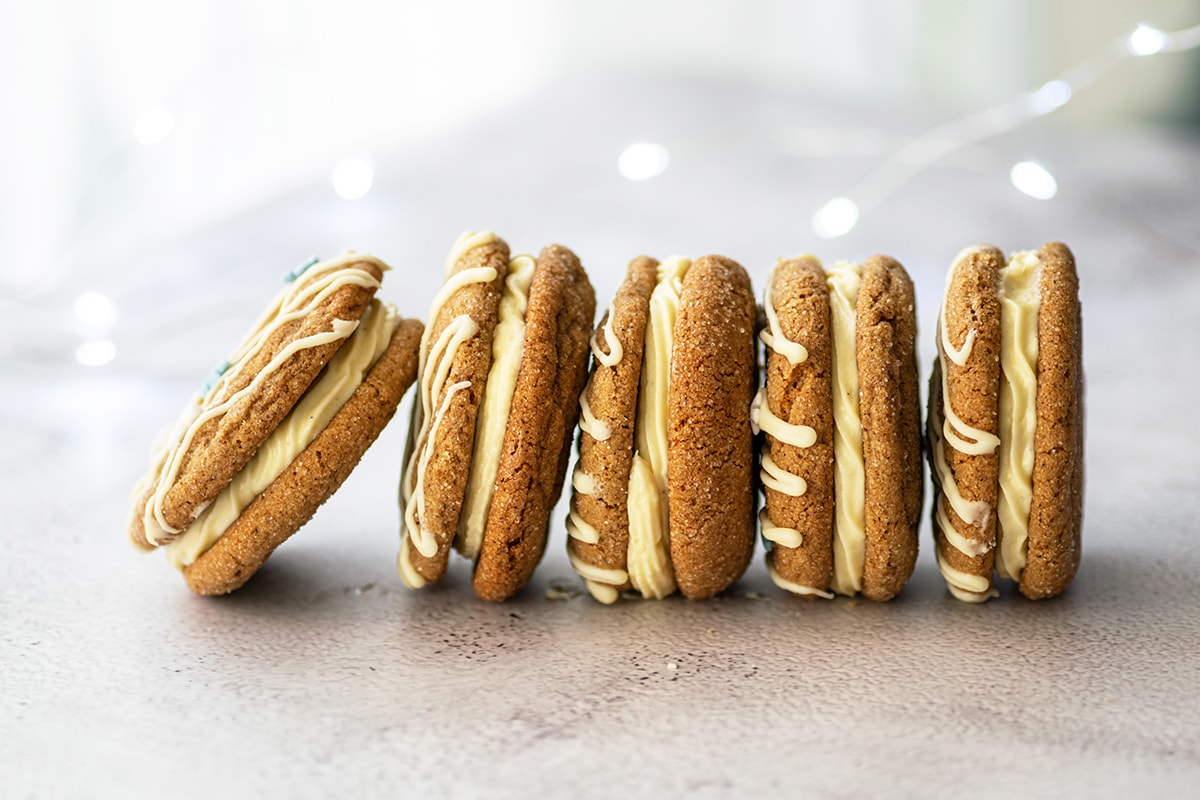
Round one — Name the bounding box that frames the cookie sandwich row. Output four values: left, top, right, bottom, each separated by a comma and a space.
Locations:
126, 236, 1082, 604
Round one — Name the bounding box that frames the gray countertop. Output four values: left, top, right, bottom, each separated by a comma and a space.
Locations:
3, 77, 1199, 798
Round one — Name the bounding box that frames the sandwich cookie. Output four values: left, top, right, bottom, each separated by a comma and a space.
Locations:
567, 255, 757, 602
929, 242, 1083, 602
757, 255, 922, 601
128, 253, 423, 595
399, 232, 595, 601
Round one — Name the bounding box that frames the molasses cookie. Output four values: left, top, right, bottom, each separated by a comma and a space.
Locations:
567, 254, 756, 602
930, 242, 1083, 601
399, 232, 595, 601
758, 255, 922, 602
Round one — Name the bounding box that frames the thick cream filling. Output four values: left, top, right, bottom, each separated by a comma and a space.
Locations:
455, 254, 535, 559
165, 300, 397, 568
621, 256, 689, 599
583, 256, 686, 599
826, 260, 866, 597
996, 251, 1041, 580
140, 253, 385, 546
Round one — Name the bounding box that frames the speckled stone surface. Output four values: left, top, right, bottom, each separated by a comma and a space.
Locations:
3, 77, 1200, 798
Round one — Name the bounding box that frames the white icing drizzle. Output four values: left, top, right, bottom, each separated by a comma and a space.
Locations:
397, 535, 427, 589
750, 388, 817, 448
567, 544, 629, 603
766, 557, 834, 599
444, 230, 497, 276
760, 449, 806, 497
758, 508, 802, 549
571, 468, 596, 496
142, 256, 383, 545
590, 305, 623, 368
935, 543, 998, 603
578, 386, 612, 442
759, 264, 809, 365
935, 251, 1002, 456
565, 506, 600, 545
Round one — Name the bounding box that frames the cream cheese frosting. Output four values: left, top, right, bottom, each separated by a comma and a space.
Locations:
826, 260, 866, 597
996, 251, 1041, 581
455, 254, 536, 559
138, 251, 386, 548
165, 299, 397, 568
623, 256, 689, 599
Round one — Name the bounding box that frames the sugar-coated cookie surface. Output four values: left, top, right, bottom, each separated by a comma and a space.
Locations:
856, 255, 922, 601
668, 256, 758, 599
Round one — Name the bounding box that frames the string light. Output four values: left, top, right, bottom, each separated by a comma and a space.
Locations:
1009, 161, 1058, 200
810, 22, 1200, 238
74, 292, 119, 329
618, 142, 670, 181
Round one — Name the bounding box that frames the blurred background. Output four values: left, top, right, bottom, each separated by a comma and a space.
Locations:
1, 0, 1198, 411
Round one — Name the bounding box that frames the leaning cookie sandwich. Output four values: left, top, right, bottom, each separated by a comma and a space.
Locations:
757, 255, 922, 601
399, 232, 595, 601
128, 253, 423, 595
566, 254, 757, 602
929, 242, 1083, 601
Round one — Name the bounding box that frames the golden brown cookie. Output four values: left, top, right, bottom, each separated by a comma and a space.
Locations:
566, 254, 755, 602
929, 242, 1083, 601
759, 255, 921, 602
669, 255, 758, 598
127, 253, 422, 594
399, 234, 595, 601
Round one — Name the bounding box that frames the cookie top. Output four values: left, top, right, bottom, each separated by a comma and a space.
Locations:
567, 256, 658, 603
668, 255, 757, 599
760, 255, 920, 602
129, 252, 387, 551
472, 244, 595, 601
930, 244, 1005, 602
757, 256, 836, 598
